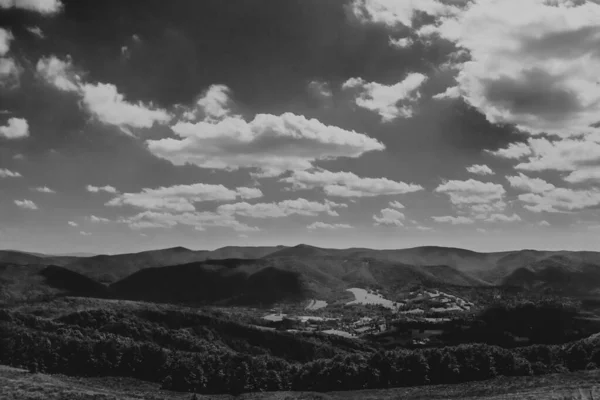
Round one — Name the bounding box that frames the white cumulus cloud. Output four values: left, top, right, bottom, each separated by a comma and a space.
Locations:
15, 199, 37, 210
466, 164, 494, 176
87, 185, 118, 194
432, 215, 474, 225
36, 56, 80, 92
0, 168, 21, 178
0, 118, 28, 139
506, 173, 555, 193
389, 200, 405, 209
119, 211, 259, 232
0, 0, 63, 15
373, 208, 405, 226
0, 28, 12, 56
484, 213, 522, 223
424, 0, 600, 136
487, 142, 533, 159
148, 109, 385, 177
89, 215, 110, 223
217, 198, 347, 218
349, 0, 463, 28
107, 184, 263, 212
307, 222, 353, 230
308, 80, 333, 99
0, 57, 21, 88
37, 56, 171, 131
435, 179, 506, 205
342, 74, 427, 121
518, 187, 600, 213
389, 37, 414, 48
80, 82, 171, 130
33, 186, 55, 193
181, 84, 233, 122
432, 86, 460, 100
281, 169, 423, 197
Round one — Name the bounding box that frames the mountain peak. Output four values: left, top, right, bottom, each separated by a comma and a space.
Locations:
164, 246, 193, 253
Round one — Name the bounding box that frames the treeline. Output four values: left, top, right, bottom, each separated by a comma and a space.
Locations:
436, 300, 595, 347
2, 306, 600, 395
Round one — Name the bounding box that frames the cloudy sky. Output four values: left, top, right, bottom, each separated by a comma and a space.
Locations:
2, 0, 600, 254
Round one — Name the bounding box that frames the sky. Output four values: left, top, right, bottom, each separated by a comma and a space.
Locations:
3, 0, 600, 254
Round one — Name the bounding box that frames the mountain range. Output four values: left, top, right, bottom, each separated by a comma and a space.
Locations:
2, 244, 600, 305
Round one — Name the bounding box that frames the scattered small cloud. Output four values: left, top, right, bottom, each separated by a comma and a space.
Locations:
68, 221, 78, 227
217, 198, 347, 218
349, 0, 461, 28
435, 179, 505, 207
518, 188, 600, 214
308, 80, 333, 99
87, 184, 118, 194
15, 199, 38, 210
415, 225, 434, 231
0, 168, 21, 178
388, 200, 405, 209
33, 186, 55, 193
0, 28, 12, 56
432, 215, 474, 225
282, 169, 423, 198
466, 164, 494, 176
307, 222, 353, 230
484, 213, 522, 223
26, 26, 44, 38
80, 231, 91, 236
180, 84, 234, 122
119, 210, 259, 232
107, 184, 263, 212
373, 208, 405, 226
0, 0, 63, 14
506, 173, 555, 194
36, 56, 80, 92
37, 56, 171, 131
0, 57, 22, 88
89, 215, 110, 223
342, 73, 427, 122
432, 86, 460, 100
388, 36, 413, 48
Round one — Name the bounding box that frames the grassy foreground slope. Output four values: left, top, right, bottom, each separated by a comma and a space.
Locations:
2, 365, 600, 400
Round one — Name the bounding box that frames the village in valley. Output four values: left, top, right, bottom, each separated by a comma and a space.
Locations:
257, 287, 475, 346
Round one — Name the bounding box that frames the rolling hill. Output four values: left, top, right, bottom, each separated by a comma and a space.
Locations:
0, 263, 108, 304
502, 255, 600, 295
0, 250, 77, 267
110, 258, 308, 305
5, 244, 600, 304
107, 256, 490, 306
59, 245, 288, 284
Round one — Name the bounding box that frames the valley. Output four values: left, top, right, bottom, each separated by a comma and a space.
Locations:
3, 244, 600, 397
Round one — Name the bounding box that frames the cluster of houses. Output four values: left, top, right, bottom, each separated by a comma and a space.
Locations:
261, 311, 389, 337
258, 288, 475, 342
398, 289, 474, 316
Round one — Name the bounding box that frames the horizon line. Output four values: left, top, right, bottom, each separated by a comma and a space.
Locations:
1, 243, 594, 257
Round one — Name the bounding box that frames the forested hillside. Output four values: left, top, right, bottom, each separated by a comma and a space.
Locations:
2, 298, 600, 396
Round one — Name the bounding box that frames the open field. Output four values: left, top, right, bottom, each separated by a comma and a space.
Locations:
2, 365, 600, 400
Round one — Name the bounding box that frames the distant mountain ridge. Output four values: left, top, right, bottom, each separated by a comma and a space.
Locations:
3, 244, 600, 303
